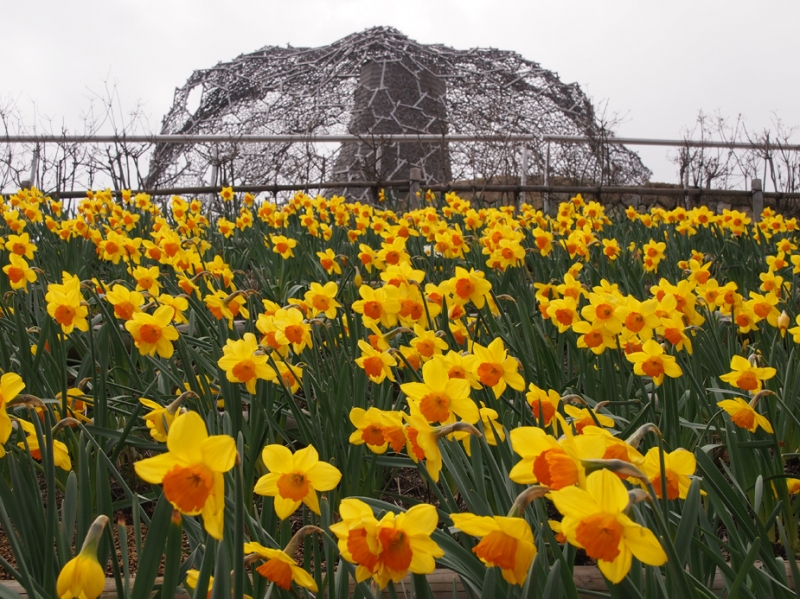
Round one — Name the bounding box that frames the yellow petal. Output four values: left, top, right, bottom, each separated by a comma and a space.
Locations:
201, 473, 225, 540
274, 495, 301, 520
262, 444, 293, 474
307, 461, 342, 491
134, 452, 180, 484
166, 412, 207, 464
586, 469, 629, 514
293, 445, 320, 473
598, 543, 632, 584
450, 513, 498, 536
621, 520, 667, 566
549, 486, 597, 520
253, 472, 281, 497
403, 504, 438, 536
668, 449, 696, 476
200, 435, 237, 473
290, 564, 318, 592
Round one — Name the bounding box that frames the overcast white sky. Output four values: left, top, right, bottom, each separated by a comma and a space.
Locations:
3, 0, 799, 183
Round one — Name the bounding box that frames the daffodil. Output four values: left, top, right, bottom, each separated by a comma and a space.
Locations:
550, 468, 667, 583
351, 284, 401, 328
134, 411, 236, 539
450, 513, 535, 585
467, 338, 525, 398
447, 266, 493, 308
254, 444, 342, 519
400, 357, 478, 425
2, 254, 37, 291
348, 407, 406, 454
526, 383, 561, 426
125, 305, 180, 359
719, 355, 776, 393
245, 541, 318, 592
509, 425, 604, 490
139, 397, 186, 442
217, 333, 276, 393
316, 248, 342, 275
330, 499, 444, 589
304, 281, 341, 319
17, 418, 71, 470
409, 324, 448, 361
46, 277, 89, 335
717, 396, 774, 433
57, 516, 108, 599
5, 232, 37, 259
625, 339, 682, 386
273, 308, 313, 354
640, 447, 698, 499
564, 405, 615, 433
355, 340, 397, 384
105, 284, 145, 321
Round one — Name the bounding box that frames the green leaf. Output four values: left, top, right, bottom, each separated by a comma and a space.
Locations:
131, 494, 173, 599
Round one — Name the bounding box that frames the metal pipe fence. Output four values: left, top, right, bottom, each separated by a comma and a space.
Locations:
2, 134, 799, 218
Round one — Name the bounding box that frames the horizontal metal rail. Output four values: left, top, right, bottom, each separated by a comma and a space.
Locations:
1, 133, 799, 151
42, 181, 800, 200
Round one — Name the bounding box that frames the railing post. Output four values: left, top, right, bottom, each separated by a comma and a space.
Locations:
543, 141, 551, 215
752, 178, 763, 222
409, 167, 421, 209
520, 145, 528, 206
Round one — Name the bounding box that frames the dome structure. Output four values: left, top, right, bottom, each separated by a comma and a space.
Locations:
146, 26, 650, 200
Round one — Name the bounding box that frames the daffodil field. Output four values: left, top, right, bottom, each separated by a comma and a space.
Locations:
2, 186, 800, 599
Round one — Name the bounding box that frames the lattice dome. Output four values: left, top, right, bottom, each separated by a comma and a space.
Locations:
146, 26, 651, 200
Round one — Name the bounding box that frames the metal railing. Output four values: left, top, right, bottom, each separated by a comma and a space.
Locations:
2, 133, 798, 218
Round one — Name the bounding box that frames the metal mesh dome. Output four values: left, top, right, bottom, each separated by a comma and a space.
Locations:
146, 26, 651, 200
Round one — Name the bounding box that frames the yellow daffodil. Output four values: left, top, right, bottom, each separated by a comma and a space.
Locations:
348, 407, 407, 454
640, 447, 698, 499
467, 338, 525, 398
401, 356, 478, 425
719, 355, 776, 393
550, 468, 667, 583
450, 513, 535, 585
57, 516, 108, 599
46, 277, 89, 335
447, 266, 493, 309
304, 281, 341, 319
105, 284, 145, 321
2, 254, 37, 291
351, 284, 401, 328
509, 425, 604, 490
5, 232, 37, 259
17, 418, 71, 470
125, 305, 180, 359
134, 411, 236, 539
355, 340, 397, 384
717, 396, 773, 433
330, 499, 443, 589
254, 444, 342, 519
217, 333, 276, 393
526, 383, 561, 426
625, 340, 682, 386
244, 541, 318, 592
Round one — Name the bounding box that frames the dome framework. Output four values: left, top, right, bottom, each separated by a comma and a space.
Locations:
146, 26, 651, 201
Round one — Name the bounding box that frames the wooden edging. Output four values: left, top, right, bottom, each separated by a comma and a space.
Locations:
2, 564, 796, 598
